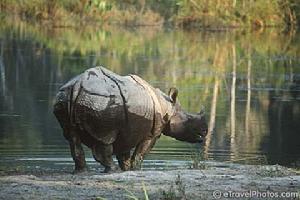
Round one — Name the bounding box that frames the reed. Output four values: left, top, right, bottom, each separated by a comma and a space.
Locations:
175, 0, 298, 28
0, 0, 299, 28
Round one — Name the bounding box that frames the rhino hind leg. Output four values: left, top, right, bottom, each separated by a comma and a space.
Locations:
92, 143, 118, 173
116, 151, 131, 171
69, 130, 87, 173
130, 136, 158, 170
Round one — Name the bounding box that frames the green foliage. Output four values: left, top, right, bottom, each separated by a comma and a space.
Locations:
85, 0, 113, 12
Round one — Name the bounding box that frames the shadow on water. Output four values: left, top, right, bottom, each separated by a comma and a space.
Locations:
0, 19, 300, 172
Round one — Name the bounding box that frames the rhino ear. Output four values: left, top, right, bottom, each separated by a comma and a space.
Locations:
168, 87, 178, 103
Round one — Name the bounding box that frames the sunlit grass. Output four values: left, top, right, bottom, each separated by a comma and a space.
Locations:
175, 0, 298, 28
0, 0, 299, 27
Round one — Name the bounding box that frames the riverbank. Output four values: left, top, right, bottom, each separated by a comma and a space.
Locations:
0, 162, 299, 200
0, 0, 299, 28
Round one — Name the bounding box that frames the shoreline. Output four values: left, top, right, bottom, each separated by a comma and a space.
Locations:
0, 162, 299, 199
0, 14, 294, 31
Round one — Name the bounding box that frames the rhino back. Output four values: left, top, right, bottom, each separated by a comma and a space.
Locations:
54, 67, 161, 153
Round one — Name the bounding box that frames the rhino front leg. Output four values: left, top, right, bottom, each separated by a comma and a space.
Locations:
92, 143, 118, 173
116, 151, 131, 171
131, 137, 158, 170
69, 131, 87, 173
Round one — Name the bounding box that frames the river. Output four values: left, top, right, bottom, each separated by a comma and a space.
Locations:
0, 20, 299, 173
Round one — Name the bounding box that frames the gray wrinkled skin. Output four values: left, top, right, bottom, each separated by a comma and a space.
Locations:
53, 66, 208, 173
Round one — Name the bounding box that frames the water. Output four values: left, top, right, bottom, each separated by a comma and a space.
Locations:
0, 20, 300, 172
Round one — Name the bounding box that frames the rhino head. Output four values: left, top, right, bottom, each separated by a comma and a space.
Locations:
162, 88, 208, 143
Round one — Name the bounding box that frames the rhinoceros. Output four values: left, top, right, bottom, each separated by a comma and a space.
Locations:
53, 66, 208, 173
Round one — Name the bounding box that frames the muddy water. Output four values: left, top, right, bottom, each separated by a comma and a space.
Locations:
0, 21, 299, 172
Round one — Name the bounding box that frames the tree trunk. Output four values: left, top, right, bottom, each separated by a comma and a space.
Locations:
230, 44, 236, 160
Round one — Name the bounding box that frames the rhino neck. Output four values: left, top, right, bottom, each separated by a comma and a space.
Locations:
162, 121, 185, 141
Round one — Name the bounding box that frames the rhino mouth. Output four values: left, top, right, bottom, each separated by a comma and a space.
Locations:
199, 128, 208, 138
183, 134, 204, 143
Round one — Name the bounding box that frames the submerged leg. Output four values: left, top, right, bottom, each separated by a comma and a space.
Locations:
69, 131, 87, 173
131, 137, 158, 170
116, 151, 131, 171
92, 143, 117, 173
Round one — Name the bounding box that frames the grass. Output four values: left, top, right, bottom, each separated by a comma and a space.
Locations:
162, 185, 177, 200
95, 198, 107, 200
175, 0, 299, 28
0, 0, 299, 28
0, 0, 164, 27
162, 174, 187, 200
124, 182, 149, 200
190, 149, 208, 170
257, 165, 290, 177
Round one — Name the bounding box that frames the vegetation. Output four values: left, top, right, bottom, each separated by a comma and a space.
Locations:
190, 150, 208, 170
257, 165, 290, 177
124, 182, 149, 200
0, 0, 300, 28
162, 175, 187, 200
175, 0, 299, 28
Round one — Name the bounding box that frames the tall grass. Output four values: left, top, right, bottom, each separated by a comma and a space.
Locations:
175, 0, 297, 28
0, 0, 113, 22
0, 0, 299, 27
0, 0, 164, 26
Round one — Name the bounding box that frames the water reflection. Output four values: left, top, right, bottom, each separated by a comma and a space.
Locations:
0, 20, 299, 171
